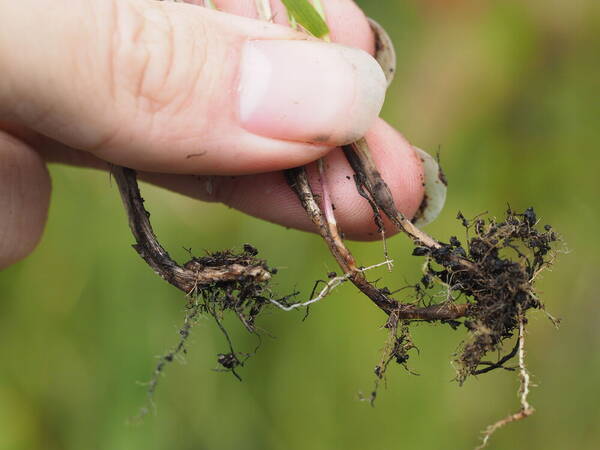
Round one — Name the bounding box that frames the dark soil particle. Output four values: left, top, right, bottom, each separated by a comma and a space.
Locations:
422, 207, 558, 383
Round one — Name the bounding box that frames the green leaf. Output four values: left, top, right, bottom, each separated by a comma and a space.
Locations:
281, 0, 330, 38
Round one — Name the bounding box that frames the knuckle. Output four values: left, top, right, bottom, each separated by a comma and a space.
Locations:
86, 0, 215, 153
108, 0, 208, 116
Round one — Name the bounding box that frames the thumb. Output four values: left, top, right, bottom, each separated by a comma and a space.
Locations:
0, 0, 386, 174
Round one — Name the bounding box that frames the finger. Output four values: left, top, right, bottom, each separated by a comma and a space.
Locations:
0, 132, 51, 268
144, 119, 425, 240
317, 0, 376, 53
0, 0, 386, 175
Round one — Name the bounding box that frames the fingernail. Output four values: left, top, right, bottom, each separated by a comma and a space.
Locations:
368, 18, 396, 87
412, 147, 447, 227
239, 40, 386, 145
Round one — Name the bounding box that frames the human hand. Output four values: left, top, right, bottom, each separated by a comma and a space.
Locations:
0, 0, 435, 269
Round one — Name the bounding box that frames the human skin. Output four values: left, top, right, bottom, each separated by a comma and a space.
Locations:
0, 0, 428, 269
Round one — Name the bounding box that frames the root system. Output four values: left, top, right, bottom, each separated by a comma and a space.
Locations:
116, 2, 561, 447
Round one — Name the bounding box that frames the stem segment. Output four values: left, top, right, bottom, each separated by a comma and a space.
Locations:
113, 166, 271, 294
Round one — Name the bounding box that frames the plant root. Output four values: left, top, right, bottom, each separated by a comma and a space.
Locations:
475, 313, 534, 449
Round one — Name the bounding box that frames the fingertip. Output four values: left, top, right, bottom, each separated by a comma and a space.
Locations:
312, 119, 425, 240
238, 39, 386, 147
321, 0, 376, 54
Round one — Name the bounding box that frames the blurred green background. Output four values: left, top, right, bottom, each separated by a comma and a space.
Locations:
1, 0, 599, 449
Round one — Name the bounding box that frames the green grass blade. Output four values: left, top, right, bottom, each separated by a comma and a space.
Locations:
281, 0, 329, 38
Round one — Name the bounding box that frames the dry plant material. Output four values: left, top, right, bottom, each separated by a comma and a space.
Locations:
114, 0, 561, 445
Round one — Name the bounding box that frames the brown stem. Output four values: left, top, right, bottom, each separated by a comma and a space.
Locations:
342, 139, 479, 274
284, 167, 468, 320
343, 139, 439, 248
113, 166, 271, 294
285, 167, 396, 313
